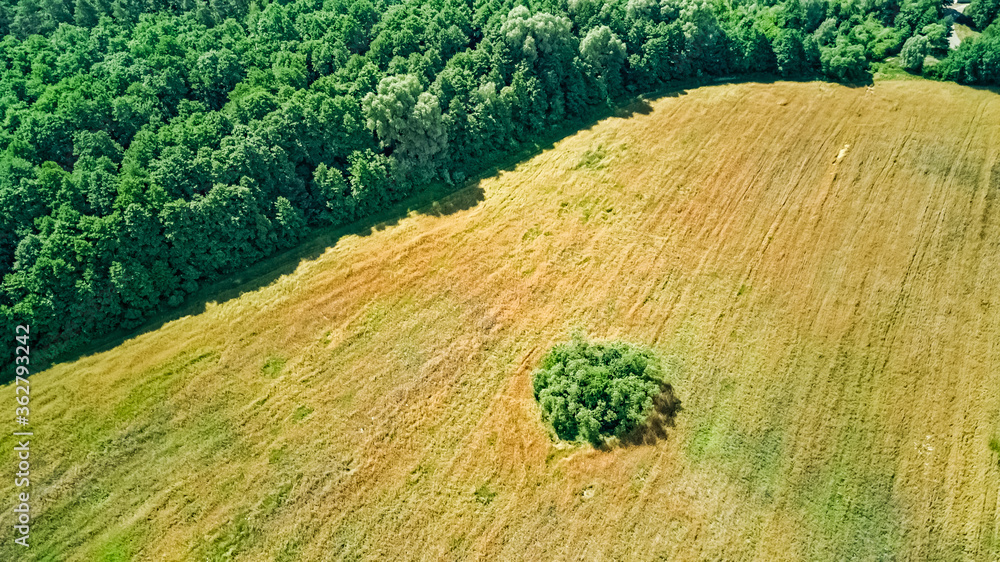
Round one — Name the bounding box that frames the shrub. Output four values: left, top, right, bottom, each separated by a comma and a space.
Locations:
899, 35, 928, 72
821, 42, 870, 82
532, 333, 663, 446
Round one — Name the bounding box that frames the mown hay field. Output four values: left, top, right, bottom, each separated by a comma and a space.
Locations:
3, 79, 1000, 561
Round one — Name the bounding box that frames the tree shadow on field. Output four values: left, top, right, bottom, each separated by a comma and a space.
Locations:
39, 72, 896, 375
614, 383, 683, 448
45, 180, 485, 373
642, 72, 877, 97
614, 97, 655, 117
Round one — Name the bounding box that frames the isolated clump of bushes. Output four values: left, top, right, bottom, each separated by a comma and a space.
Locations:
532, 333, 663, 446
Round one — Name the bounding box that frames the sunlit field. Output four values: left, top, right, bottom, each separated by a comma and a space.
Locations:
4, 79, 1000, 561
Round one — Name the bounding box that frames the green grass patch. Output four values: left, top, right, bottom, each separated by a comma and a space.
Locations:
261, 355, 287, 378
92, 527, 144, 562
796, 461, 903, 559
872, 59, 924, 81
954, 24, 980, 42
574, 144, 607, 170
474, 483, 497, 505
687, 418, 786, 501
292, 405, 313, 422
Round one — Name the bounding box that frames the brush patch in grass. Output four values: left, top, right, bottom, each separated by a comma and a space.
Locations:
275, 534, 304, 562
261, 355, 287, 378
292, 405, 313, 422
522, 225, 543, 243
474, 483, 497, 505
448, 533, 467, 553
574, 144, 607, 170
259, 481, 294, 517
408, 463, 431, 486
268, 447, 286, 465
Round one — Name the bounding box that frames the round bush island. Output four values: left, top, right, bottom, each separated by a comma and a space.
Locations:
532, 334, 664, 446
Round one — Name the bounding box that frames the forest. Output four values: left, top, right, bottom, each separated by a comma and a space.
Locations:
0, 0, 997, 370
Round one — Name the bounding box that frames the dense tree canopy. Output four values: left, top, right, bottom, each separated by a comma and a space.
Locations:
0, 0, 988, 371
928, 18, 1000, 84
533, 334, 664, 446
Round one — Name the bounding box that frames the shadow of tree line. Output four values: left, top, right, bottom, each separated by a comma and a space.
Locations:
45, 180, 485, 372
44, 73, 870, 373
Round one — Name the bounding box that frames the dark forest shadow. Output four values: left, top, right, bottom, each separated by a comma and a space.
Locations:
40, 70, 957, 373
642, 71, 876, 92
943, 5, 975, 27
46, 181, 485, 371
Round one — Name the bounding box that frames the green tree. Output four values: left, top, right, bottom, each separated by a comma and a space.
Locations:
921, 22, 948, 52
362, 74, 448, 166
346, 149, 396, 214
161, 179, 273, 280
899, 34, 928, 71
273, 196, 306, 249
109, 204, 175, 322
821, 41, 869, 82
532, 334, 664, 446
11, 0, 49, 37
73, 0, 99, 27
774, 28, 808, 76
731, 18, 777, 74
580, 25, 627, 98
966, 0, 1000, 29
311, 163, 354, 224
190, 49, 243, 109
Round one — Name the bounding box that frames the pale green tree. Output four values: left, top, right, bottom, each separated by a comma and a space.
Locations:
899, 35, 928, 72
580, 25, 627, 96
362, 74, 448, 165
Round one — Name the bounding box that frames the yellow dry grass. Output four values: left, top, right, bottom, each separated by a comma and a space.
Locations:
3, 79, 1000, 561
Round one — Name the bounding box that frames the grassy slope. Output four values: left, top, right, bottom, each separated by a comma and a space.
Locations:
3, 79, 1000, 561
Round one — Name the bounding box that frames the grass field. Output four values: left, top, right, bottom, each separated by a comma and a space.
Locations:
4, 79, 1000, 561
